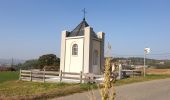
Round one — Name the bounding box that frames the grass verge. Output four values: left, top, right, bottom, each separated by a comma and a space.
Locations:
0, 80, 97, 100
0, 72, 170, 100
115, 74, 170, 86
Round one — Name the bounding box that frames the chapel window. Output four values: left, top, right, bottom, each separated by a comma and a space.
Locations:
72, 44, 78, 55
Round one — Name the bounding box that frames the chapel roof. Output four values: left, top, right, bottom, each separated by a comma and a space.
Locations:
67, 19, 98, 38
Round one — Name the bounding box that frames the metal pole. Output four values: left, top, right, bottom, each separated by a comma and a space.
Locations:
144, 53, 146, 77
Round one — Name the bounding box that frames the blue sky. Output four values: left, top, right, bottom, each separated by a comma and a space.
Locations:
0, 0, 170, 60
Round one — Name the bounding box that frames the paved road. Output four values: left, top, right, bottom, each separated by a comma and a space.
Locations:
53, 78, 170, 100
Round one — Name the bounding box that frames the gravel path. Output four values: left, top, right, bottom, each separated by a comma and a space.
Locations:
52, 78, 170, 100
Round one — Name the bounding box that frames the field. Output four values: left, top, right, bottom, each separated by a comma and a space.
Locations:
0, 71, 19, 83
147, 69, 170, 75
1, 71, 170, 99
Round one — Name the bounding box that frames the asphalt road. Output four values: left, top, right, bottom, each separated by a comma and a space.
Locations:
53, 78, 170, 100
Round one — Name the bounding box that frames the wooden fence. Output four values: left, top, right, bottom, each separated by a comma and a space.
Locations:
121, 70, 142, 77
19, 69, 103, 83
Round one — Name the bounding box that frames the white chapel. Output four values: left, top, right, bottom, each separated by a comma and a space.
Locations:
60, 18, 105, 74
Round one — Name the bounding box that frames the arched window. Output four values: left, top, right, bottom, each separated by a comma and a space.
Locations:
72, 44, 78, 55
93, 50, 98, 65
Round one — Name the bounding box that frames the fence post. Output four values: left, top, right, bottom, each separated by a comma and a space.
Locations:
80, 71, 82, 83
60, 70, 62, 82
19, 69, 21, 80
43, 69, 45, 83
30, 69, 32, 81
118, 64, 122, 79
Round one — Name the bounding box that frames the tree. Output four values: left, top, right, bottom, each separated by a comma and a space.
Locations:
38, 54, 60, 70
17, 59, 39, 69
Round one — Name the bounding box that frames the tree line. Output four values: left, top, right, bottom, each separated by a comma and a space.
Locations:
16, 54, 60, 71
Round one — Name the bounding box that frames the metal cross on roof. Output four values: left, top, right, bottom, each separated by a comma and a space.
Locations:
82, 8, 87, 20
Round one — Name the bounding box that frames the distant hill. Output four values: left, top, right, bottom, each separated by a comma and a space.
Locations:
0, 58, 25, 65
112, 57, 170, 69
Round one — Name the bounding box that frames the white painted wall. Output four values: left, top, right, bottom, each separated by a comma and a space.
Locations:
92, 39, 101, 74
64, 38, 84, 73
60, 27, 105, 75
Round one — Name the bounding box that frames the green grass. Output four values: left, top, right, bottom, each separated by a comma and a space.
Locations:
0, 71, 97, 99
0, 71, 19, 83
115, 74, 170, 86
0, 71, 170, 99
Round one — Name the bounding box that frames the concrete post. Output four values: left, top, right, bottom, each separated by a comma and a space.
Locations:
30, 69, 32, 81
59, 70, 62, 82
43, 69, 45, 83
80, 71, 83, 83
19, 68, 21, 80
118, 64, 122, 79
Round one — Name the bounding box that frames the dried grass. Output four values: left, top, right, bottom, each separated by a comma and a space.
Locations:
0, 81, 97, 100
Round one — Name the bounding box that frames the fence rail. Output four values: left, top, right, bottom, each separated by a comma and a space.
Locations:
121, 70, 142, 77
19, 69, 104, 83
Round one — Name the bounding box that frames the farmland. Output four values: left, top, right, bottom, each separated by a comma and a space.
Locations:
0, 71, 19, 83
147, 69, 170, 75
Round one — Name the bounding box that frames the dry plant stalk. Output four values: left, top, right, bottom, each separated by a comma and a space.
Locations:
101, 57, 115, 100
88, 58, 115, 100
110, 81, 116, 100
101, 57, 111, 100
87, 89, 96, 100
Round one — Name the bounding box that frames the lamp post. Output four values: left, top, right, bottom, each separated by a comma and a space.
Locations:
144, 48, 150, 77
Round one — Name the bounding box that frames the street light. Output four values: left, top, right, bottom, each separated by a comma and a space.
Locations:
144, 48, 150, 77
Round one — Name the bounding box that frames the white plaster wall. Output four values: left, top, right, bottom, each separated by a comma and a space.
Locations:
83, 27, 91, 73
60, 31, 68, 72
92, 39, 101, 74
64, 38, 84, 73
